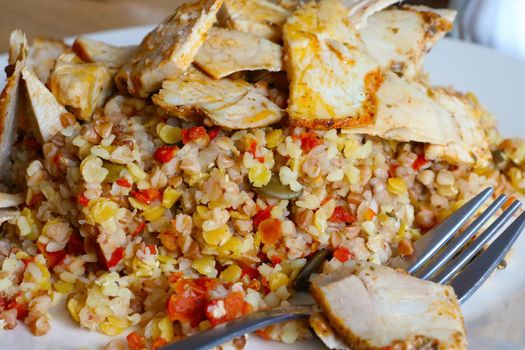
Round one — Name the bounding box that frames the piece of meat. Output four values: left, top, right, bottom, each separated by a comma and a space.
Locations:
194, 27, 283, 79
22, 67, 70, 142
347, 74, 460, 145
219, 0, 290, 43
48, 53, 113, 121
0, 30, 27, 183
72, 37, 136, 69
343, 0, 399, 29
310, 261, 467, 350
310, 312, 351, 350
425, 88, 492, 166
0, 209, 19, 225
284, 0, 390, 129
115, 0, 223, 98
359, 5, 456, 80
152, 66, 284, 129
0, 192, 24, 208
27, 37, 69, 83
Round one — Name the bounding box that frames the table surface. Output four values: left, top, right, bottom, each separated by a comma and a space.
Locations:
0, 0, 450, 54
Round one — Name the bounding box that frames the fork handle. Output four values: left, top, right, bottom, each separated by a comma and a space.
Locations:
160, 305, 312, 350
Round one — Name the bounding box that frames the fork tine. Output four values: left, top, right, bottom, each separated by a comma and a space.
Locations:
415, 194, 507, 280
432, 200, 522, 285
450, 210, 525, 303
389, 187, 493, 273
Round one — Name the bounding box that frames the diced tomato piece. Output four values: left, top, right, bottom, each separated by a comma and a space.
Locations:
77, 193, 89, 207
256, 327, 273, 340
167, 285, 208, 327
53, 152, 62, 168
388, 163, 399, 178
258, 218, 282, 245
206, 291, 252, 326
66, 232, 85, 255
153, 145, 178, 163
132, 220, 146, 237
151, 337, 168, 350
105, 247, 125, 268
37, 242, 66, 269
269, 255, 283, 265
116, 178, 132, 188
241, 266, 259, 280
329, 206, 356, 223
333, 247, 352, 262
252, 206, 273, 229
412, 154, 428, 171
131, 189, 161, 204
208, 126, 221, 140
299, 132, 323, 153
146, 244, 157, 255
126, 331, 146, 350
182, 126, 208, 144
7, 298, 28, 321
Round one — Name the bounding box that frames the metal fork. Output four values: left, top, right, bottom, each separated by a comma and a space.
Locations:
162, 187, 525, 350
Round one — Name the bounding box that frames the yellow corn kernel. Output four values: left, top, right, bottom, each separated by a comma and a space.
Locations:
219, 264, 242, 283
80, 155, 108, 183
159, 124, 182, 144
387, 177, 407, 195
91, 199, 119, 224
55, 280, 74, 294
142, 206, 165, 221
191, 255, 217, 277
222, 237, 242, 254
162, 186, 181, 209
437, 185, 459, 197
269, 272, 289, 291
202, 225, 232, 246
158, 316, 175, 342
127, 163, 147, 181
410, 228, 422, 241
266, 129, 283, 148
67, 297, 82, 323
17, 208, 39, 240
229, 211, 249, 220
453, 199, 467, 211
248, 163, 271, 187
100, 316, 129, 336
397, 222, 407, 241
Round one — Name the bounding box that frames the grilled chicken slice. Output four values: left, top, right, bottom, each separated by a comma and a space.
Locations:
310, 312, 350, 350
115, 0, 222, 98
72, 37, 136, 69
284, 0, 460, 143
0, 209, 19, 225
310, 261, 467, 350
194, 27, 283, 79
153, 66, 284, 129
425, 88, 492, 166
359, 5, 456, 80
22, 68, 71, 142
283, 0, 384, 129
49, 53, 113, 121
343, 0, 399, 29
0, 192, 24, 208
0, 30, 27, 183
347, 75, 459, 144
27, 37, 69, 83
220, 0, 290, 42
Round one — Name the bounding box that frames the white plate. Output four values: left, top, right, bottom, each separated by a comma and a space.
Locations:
1, 27, 525, 350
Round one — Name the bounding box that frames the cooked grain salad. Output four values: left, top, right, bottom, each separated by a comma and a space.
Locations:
0, 0, 524, 349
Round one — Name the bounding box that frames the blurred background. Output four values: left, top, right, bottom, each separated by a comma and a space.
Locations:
1, 0, 524, 60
